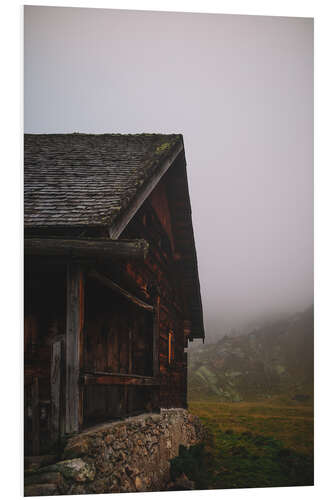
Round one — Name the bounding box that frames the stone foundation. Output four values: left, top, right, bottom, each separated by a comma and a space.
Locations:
25, 409, 206, 496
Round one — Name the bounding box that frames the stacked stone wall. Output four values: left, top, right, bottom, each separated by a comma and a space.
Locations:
25, 409, 206, 496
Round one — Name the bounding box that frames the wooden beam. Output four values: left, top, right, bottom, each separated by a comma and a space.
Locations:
31, 376, 40, 456
50, 340, 62, 445
127, 330, 133, 414
128, 330, 133, 374
65, 262, 84, 434
88, 270, 154, 312
25, 238, 149, 260
153, 295, 160, 377
82, 372, 159, 387
183, 351, 188, 409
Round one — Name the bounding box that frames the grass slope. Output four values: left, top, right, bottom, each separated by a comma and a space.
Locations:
180, 397, 314, 489
178, 308, 314, 490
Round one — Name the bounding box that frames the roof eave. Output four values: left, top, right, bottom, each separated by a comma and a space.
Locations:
108, 140, 184, 239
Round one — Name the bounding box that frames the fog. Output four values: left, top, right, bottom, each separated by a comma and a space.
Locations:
24, 7, 313, 342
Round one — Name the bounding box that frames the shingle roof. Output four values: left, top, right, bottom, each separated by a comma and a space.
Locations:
24, 132, 204, 340
24, 133, 183, 228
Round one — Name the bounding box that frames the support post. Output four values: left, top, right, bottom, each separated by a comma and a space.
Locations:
31, 376, 40, 456
127, 329, 133, 414
50, 340, 62, 444
65, 262, 84, 434
153, 295, 160, 378
183, 351, 188, 409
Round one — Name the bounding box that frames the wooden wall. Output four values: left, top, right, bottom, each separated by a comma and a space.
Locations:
82, 277, 158, 426
120, 174, 188, 409
24, 259, 66, 455
24, 163, 191, 451
84, 278, 153, 376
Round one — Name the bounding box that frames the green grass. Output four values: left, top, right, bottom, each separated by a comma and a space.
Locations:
175, 396, 314, 490
189, 396, 313, 455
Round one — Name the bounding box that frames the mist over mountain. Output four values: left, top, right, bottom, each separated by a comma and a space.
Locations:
201, 304, 314, 344
188, 306, 313, 402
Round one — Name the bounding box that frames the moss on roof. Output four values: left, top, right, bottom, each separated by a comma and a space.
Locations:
24, 133, 183, 227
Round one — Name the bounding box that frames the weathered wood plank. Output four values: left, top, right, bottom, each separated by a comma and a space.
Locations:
25, 238, 149, 260
183, 351, 188, 409
31, 376, 40, 456
65, 262, 84, 434
24, 365, 49, 382
83, 370, 157, 379
50, 340, 61, 444
119, 331, 129, 374
127, 329, 133, 414
82, 372, 159, 387
128, 329, 133, 374
79, 275, 84, 429
153, 295, 160, 377
59, 340, 66, 438
88, 270, 154, 312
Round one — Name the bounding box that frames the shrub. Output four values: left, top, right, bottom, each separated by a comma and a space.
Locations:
169, 443, 213, 489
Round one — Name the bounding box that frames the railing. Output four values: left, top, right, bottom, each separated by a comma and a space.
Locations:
81, 371, 160, 386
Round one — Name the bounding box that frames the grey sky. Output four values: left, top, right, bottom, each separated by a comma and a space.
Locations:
24, 6, 313, 340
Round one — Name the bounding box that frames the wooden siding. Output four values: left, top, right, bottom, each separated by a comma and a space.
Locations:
81, 275, 157, 426
120, 175, 188, 409
24, 156, 195, 451
24, 260, 66, 455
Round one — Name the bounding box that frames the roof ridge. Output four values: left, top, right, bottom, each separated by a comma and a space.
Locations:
24, 132, 183, 138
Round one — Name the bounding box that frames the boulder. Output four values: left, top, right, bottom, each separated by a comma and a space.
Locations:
46, 458, 96, 483
63, 437, 90, 459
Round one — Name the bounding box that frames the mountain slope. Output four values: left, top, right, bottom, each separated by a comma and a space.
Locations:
188, 306, 313, 402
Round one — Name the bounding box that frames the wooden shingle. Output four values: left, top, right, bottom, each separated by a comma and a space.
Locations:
24, 133, 183, 228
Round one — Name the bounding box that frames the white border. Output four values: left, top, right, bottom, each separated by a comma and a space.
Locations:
1, 1, 332, 499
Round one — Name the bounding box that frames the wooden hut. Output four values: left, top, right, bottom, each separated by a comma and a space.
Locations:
24, 133, 205, 456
